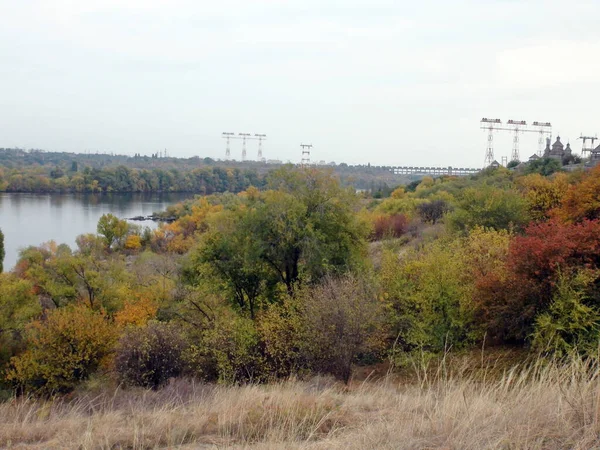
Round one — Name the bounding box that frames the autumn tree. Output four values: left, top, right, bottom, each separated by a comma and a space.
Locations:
517, 172, 569, 221
555, 165, 600, 222
114, 297, 158, 327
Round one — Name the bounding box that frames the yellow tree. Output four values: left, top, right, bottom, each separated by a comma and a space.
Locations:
517, 172, 569, 221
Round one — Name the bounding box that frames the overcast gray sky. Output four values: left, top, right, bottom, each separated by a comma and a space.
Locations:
1, 0, 599, 167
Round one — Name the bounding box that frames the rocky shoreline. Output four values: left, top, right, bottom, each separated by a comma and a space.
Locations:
127, 214, 176, 223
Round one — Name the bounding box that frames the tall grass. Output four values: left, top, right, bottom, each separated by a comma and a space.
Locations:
2, 358, 600, 449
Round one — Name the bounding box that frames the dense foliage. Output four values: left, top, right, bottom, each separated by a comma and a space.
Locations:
4, 163, 600, 397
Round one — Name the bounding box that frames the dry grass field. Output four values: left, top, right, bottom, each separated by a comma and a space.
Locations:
2, 356, 600, 449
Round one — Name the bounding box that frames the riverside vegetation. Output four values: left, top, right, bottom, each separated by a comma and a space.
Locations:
2, 163, 600, 448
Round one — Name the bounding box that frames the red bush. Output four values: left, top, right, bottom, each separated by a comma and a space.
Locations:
474, 218, 600, 343
372, 214, 408, 241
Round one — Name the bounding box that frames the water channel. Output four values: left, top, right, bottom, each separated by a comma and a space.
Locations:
0, 192, 193, 271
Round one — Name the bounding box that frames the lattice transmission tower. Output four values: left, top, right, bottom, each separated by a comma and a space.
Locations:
532, 122, 553, 156
480, 118, 502, 166
222, 132, 235, 159
507, 120, 526, 162
255, 134, 267, 160
300, 144, 312, 167
238, 133, 251, 161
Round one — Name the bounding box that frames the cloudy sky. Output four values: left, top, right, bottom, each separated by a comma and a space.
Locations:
1, 0, 599, 167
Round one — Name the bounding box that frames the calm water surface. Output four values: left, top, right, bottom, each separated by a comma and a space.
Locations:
0, 193, 193, 271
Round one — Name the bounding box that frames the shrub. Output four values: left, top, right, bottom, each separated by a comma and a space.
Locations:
7, 305, 116, 396
124, 234, 142, 251
257, 297, 308, 379
381, 236, 476, 360
532, 270, 600, 357
201, 313, 264, 383
417, 199, 450, 224
302, 274, 387, 383
114, 321, 188, 389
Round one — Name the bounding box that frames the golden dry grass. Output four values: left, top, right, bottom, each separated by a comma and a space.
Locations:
2, 358, 600, 449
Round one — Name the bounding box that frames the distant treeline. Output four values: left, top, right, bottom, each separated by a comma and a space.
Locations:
0, 147, 412, 194
0, 165, 265, 194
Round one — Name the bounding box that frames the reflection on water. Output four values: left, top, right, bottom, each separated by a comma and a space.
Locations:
0, 192, 192, 271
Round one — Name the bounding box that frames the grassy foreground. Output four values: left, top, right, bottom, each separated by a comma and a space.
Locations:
2, 358, 600, 449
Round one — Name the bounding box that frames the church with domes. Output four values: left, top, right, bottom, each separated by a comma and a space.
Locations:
543, 136, 572, 162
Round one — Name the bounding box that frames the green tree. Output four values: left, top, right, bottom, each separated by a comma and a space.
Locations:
194, 208, 273, 319
262, 168, 368, 288
192, 168, 368, 317
97, 213, 129, 250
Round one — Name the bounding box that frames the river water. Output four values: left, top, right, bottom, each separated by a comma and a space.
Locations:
0, 192, 193, 271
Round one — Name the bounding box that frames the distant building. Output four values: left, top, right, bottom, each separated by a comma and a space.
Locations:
544, 136, 572, 162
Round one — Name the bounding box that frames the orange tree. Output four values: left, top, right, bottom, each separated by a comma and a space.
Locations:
555, 165, 600, 222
